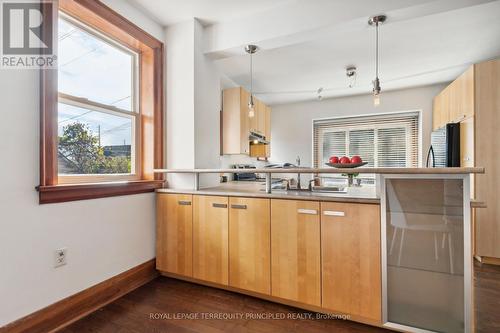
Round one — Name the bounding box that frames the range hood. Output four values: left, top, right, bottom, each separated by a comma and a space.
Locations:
249, 131, 269, 145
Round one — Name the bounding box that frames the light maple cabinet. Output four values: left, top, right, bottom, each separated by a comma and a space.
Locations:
193, 195, 229, 285
321, 202, 381, 322
222, 87, 271, 157
265, 105, 272, 157
432, 66, 474, 130
222, 87, 250, 155
432, 59, 500, 260
475, 59, 500, 259
229, 197, 271, 294
156, 193, 193, 276
432, 85, 450, 130
271, 199, 321, 306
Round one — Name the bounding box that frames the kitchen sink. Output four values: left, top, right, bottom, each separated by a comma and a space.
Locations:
265, 186, 347, 194
311, 186, 347, 193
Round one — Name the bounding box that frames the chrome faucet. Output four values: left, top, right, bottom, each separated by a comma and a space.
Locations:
296, 156, 301, 189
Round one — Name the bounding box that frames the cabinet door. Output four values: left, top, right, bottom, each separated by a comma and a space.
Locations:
193, 195, 229, 285
271, 200, 321, 306
451, 66, 475, 122
229, 197, 271, 294
265, 106, 271, 157
156, 194, 193, 276
257, 99, 266, 135
432, 95, 442, 131
248, 96, 259, 134
321, 202, 381, 322
238, 88, 250, 154
475, 59, 500, 258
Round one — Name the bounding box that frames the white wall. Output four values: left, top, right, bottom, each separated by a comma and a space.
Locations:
165, 20, 196, 189
165, 19, 239, 188
271, 84, 447, 170
194, 20, 223, 188
0, 2, 164, 326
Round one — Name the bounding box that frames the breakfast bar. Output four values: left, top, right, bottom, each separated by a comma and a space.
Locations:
154, 167, 484, 333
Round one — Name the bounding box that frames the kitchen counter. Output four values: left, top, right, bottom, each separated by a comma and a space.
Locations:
156, 181, 379, 204
154, 167, 485, 174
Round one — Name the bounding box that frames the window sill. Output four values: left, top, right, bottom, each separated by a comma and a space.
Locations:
37, 179, 165, 204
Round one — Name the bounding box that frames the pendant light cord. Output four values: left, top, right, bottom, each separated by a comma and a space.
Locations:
250, 51, 253, 97
375, 21, 379, 79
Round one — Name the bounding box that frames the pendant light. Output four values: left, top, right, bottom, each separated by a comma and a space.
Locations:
245, 44, 258, 118
368, 15, 386, 106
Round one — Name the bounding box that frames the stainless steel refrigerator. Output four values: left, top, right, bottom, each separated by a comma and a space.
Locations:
426, 123, 461, 167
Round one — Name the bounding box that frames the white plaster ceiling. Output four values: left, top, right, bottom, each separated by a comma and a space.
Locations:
127, 0, 295, 26
129, 0, 500, 105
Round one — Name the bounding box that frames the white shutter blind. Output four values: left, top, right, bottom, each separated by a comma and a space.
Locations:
313, 112, 419, 168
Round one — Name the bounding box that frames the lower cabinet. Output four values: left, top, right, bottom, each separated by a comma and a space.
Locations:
321, 202, 381, 322
156, 193, 193, 276
193, 195, 229, 285
229, 197, 271, 294
157, 194, 382, 323
271, 199, 321, 306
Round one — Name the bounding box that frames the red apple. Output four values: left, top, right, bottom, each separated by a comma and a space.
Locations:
351, 155, 362, 164
329, 156, 339, 164
339, 156, 351, 164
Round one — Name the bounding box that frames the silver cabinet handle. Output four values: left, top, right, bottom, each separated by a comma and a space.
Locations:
178, 200, 191, 206
212, 203, 228, 208
297, 209, 317, 215
231, 204, 247, 210
323, 210, 345, 217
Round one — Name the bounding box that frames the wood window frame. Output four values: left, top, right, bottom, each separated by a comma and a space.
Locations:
38, 0, 164, 204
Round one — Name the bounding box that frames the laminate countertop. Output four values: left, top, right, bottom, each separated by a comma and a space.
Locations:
156, 181, 380, 204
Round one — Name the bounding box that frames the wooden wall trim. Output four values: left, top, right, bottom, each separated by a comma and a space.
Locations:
39, 0, 165, 203
0, 259, 158, 333
73, 0, 162, 49
39, 2, 58, 187
37, 180, 164, 204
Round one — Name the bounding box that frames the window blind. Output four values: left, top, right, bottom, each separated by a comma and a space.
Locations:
313, 112, 420, 168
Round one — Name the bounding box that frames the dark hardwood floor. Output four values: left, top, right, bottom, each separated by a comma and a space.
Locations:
60, 261, 500, 333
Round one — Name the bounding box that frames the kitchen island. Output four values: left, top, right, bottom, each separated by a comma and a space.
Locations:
154, 167, 484, 333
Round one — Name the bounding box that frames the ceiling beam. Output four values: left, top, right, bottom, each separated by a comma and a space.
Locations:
203, 0, 497, 59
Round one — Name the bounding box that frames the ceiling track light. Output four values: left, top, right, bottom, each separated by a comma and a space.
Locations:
346, 66, 357, 88
317, 87, 323, 101
369, 14, 386, 106
245, 44, 258, 118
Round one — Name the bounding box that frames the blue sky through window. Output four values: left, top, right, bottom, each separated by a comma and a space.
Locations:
58, 17, 135, 148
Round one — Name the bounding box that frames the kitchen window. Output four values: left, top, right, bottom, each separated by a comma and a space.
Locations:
57, 15, 139, 182
313, 112, 420, 169
38, 0, 164, 204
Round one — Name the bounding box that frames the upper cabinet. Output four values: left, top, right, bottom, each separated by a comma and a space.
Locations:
222, 87, 250, 155
432, 66, 474, 130
222, 87, 271, 157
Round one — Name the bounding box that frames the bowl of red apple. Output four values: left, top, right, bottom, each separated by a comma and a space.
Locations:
325, 155, 368, 168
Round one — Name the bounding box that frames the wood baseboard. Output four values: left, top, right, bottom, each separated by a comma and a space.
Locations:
475, 256, 500, 266
1, 259, 158, 333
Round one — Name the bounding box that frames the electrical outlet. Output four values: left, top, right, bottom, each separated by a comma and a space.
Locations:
54, 248, 67, 268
